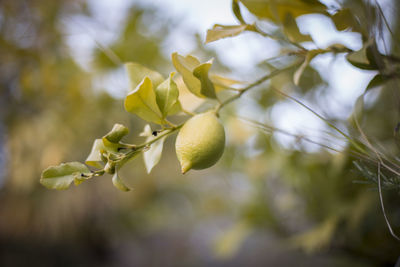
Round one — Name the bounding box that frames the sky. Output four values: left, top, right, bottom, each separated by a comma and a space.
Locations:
64, 0, 377, 151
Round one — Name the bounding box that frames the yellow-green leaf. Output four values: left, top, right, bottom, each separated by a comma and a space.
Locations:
346, 41, 378, 70
293, 49, 324, 86
125, 62, 164, 89
40, 162, 90, 190
205, 24, 249, 44
124, 77, 163, 124
103, 123, 129, 143
112, 172, 131, 192
85, 139, 106, 169
210, 74, 245, 92
283, 13, 312, 43
172, 52, 201, 97
171, 52, 216, 99
167, 100, 182, 116
240, 0, 327, 22
143, 135, 166, 174
331, 9, 356, 31
155, 72, 180, 117
193, 61, 217, 99
232, 0, 246, 24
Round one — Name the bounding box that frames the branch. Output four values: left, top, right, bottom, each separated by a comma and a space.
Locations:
215, 60, 302, 114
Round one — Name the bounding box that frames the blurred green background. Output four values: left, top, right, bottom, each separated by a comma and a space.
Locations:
1, 0, 400, 266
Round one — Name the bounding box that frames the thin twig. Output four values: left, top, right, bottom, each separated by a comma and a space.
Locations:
353, 116, 400, 177
215, 60, 302, 113
237, 116, 344, 153
377, 162, 400, 241
272, 88, 368, 155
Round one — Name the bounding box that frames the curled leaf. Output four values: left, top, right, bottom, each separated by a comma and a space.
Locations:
155, 72, 181, 117
283, 13, 312, 43
104, 123, 129, 143
143, 136, 166, 174
206, 24, 249, 44
40, 162, 91, 190
112, 172, 131, 192
171, 52, 216, 99
124, 77, 163, 124
85, 139, 106, 169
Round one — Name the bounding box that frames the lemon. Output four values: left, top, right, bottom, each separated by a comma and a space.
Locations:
176, 111, 225, 174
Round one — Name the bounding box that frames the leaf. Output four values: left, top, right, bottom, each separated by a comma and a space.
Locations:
171, 52, 202, 97
171, 52, 216, 99
125, 62, 164, 89
293, 50, 320, 85
41, 162, 90, 190
331, 8, 355, 31
193, 61, 217, 99
366, 74, 385, 91
85, 139, 106, 169
346, 41, 378, 70
143, 135, 166, 173
205, 24, 249, 44
232, 0, 245, 24
112, 172, 131, 192
103, 123, 129, 143
240, 0, 327, 22
124, 77, 163, 124
297, 65, 324, 92
283, 13, 312, 43
101, 123, 131, 154
352, 94, 365, 123
155, 72, 180, 117
167, 100, 182, 116
139, 124, 152, 137
210, 74, 244, 92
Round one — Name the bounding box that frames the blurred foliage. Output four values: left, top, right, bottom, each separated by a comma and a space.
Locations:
1, 0, 400, 266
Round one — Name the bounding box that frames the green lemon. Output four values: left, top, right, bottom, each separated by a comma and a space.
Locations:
176, 111, 225, 174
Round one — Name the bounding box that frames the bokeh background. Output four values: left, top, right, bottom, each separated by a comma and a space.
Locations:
1, 0, 400, 266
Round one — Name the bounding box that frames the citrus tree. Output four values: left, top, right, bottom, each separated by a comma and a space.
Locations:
36, 0, 400, 263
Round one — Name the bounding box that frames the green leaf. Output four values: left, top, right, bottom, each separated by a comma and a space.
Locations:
346, 41, 378, 70
331, 9, 355, 31
155, 72, 180, 117
125, 62, 164, 89
112, 172, 131, 192
352, 94, 365, 123
240, 0, 327, 22
104, 123, 129, 143
41, 162, 90, 190
193, 61, 217, 99
232, 0, 246, 24
283, 13, 312, 43
172, 52, 201, 97
143, 135, 166, 173
167, 100, 182, 116
205, 24, 249, 44
139, 124, 152, 137
171, 52, 216, 99
293, 50, 320, 85
366, 74, 387, 91
124, 77, 163, 124
298, 65, 324, 92
210, 74, 244, 92
85, 139, 106, 169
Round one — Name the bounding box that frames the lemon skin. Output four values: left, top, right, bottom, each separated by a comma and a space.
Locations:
176, 111, 225, 174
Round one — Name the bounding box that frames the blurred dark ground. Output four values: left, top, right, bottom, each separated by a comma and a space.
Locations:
0, 0, 400, 266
